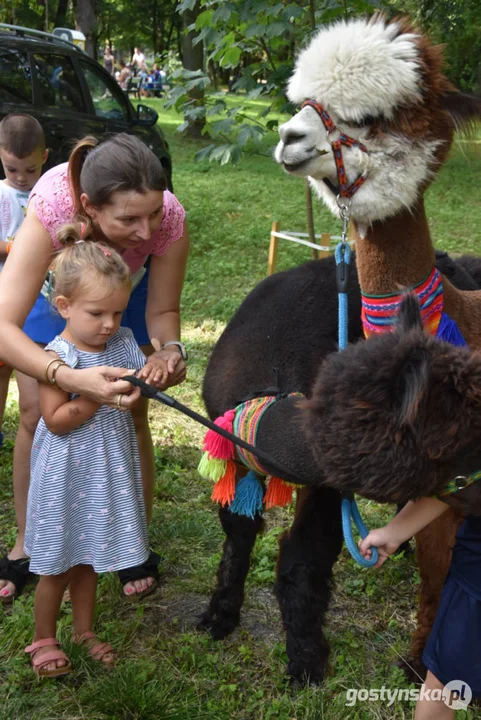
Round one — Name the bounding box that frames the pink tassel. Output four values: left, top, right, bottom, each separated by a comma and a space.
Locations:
203, 409, 236, 459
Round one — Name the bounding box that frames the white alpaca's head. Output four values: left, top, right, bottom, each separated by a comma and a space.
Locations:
275, 15, 477, 228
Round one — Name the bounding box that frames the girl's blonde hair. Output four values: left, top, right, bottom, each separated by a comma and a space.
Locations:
51, 222, 131, 300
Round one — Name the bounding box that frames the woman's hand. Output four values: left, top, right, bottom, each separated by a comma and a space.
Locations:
136, 349, 186, 390
358, 527, 402, 569
55, 364, 141, 409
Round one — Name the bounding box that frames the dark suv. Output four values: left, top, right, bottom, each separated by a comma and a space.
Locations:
0, 24, 172, 186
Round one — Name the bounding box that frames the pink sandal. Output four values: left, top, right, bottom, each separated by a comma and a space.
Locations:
25, 638, 72, 678
73, 631, 116, 668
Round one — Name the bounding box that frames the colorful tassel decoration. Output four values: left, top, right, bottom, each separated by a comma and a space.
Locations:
437, 312, 467, 347
229, 470, 264, 519
198, 452, 228, 481
211, 460, 236, 506
264, 476, 295, 509
202, 409, 236, 459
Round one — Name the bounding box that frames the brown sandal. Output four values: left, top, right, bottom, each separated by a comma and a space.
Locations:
25, 637, 72, 678
73, 631, 116, 668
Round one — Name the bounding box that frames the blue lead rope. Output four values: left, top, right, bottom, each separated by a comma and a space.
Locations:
341, 493, 378, 567
335, 240, 379, 568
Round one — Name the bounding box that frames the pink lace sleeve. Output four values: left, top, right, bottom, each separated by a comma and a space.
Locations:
30, 164, 75, 249
151, 191, 186, 256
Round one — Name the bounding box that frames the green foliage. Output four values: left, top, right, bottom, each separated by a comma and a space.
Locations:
394, 0, 481, 90
168, 0, 389, 164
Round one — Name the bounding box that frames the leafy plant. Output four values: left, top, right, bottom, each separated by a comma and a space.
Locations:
169, 0, 387, 164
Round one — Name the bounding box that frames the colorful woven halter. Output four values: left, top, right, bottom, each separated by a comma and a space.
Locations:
361, 266, 443, 338
301, 99, 368, 199
198, 394, 303, 517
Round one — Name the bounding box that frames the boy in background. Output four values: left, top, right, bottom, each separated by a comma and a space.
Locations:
0, 116, 48, 446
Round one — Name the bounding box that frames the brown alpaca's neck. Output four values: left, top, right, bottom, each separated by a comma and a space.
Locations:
353, 200, 435, 295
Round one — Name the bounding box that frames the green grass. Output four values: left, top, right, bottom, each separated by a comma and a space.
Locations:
1, 95, 481, 719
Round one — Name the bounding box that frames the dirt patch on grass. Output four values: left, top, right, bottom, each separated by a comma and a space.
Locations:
136, 588, 283, 646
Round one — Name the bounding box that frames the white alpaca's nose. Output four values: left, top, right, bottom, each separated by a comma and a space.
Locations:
279, 122, 306, 146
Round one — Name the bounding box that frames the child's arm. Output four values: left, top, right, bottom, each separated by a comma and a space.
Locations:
39, 354, 101, 435
359, 497, 450, 568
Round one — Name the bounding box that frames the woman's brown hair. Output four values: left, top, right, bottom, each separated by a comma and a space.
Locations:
68, 133, 168, 214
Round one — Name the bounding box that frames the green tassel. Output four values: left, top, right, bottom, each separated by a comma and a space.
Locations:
198, 452, 227, 481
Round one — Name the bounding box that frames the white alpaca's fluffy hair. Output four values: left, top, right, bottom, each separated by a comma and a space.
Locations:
287, 17, 423, 122
275, 16, 446, 227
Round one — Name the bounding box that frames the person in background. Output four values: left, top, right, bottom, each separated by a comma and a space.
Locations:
131, 47, 145, 74
0, 115, 48, 590
117, 60, 131, 91
103, 45, 114, 76
137, 62, 149, 97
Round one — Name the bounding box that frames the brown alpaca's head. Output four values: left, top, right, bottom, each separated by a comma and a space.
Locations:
275, 15, 481, 226
304, 295, 481, 506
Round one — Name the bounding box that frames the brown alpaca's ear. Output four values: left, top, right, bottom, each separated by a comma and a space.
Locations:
396, 348, 431, 426
397, 293, 422, 334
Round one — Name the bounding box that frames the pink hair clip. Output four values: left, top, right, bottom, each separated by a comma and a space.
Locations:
98, 244, 111, 257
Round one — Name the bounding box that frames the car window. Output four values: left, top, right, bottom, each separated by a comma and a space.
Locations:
34, 53, 85, 112
79, 62, 129, 121
0, 47, 32, 105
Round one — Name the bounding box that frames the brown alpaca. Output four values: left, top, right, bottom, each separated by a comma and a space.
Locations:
306, 294, 481, 512
275, 14, 481, 673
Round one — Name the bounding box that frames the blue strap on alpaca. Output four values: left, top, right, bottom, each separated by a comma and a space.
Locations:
335, 240, 379, 568
335, 241, 350, 350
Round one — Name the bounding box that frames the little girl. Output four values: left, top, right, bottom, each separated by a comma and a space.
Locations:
24, 225, 148, 677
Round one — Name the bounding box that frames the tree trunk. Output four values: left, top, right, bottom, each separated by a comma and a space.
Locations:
37, 0, 47, 31
152, 0, 158, 56
182, 1, 205, 138
54, 0, 70, 29
74, 0, 98, 59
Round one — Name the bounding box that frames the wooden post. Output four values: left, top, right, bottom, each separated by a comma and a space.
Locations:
305, 181, 318, 259
267, 221, 280, 276
319, 233, 331, 259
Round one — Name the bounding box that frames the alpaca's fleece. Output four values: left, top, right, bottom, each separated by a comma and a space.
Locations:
304, 298, 481, 507
287, 18, 422, 122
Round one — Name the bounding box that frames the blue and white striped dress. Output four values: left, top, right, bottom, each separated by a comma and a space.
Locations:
24, 328, 149, 575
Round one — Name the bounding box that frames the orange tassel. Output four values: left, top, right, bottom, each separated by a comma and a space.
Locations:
211, 460, 236, 506
264, 476, 294, 508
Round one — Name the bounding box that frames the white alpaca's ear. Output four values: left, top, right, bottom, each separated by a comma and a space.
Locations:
441, 91, 481, 134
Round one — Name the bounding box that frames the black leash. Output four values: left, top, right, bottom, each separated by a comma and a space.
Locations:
123, 375, 299, 481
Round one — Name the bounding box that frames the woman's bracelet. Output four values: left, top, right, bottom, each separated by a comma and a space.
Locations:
45, 358, 67, 385
51, 361, 68, 386
45, 357, 60, 383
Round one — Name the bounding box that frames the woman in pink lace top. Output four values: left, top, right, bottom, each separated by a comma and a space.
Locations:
0, 134, 189, 602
